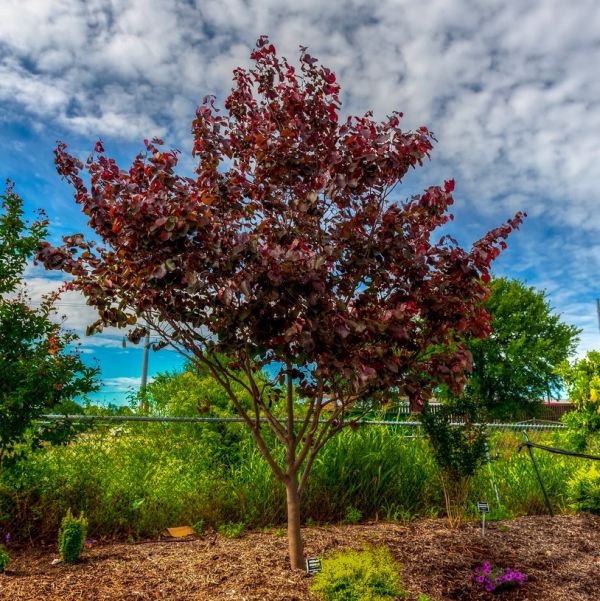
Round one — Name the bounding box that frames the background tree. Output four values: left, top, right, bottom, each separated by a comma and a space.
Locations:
0, 186, 98, 468
458, 277, 580, 419
39, 38, 523, 568
143, 359, 261, 418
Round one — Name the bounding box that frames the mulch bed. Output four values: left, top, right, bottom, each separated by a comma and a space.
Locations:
1, 514, 598, 600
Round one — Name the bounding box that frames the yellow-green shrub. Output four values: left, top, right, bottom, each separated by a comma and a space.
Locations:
567, 464, 600, 515
311, 546, 406, 601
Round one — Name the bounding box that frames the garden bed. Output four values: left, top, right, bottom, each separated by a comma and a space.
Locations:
1, 514, 598, 600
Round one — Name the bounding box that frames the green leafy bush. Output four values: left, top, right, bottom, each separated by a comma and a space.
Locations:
192, 518, 205, 534
58, 509, 88, 564
0, 544, 9, 572
343, 506, 363, 524
567, 464, 600, 514
218, 521, 245, 539
421, 400, 488, 527
562, 411, 600, 451
311, 547, 406, 601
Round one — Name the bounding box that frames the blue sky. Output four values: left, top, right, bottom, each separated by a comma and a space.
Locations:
1, 0, 599, 404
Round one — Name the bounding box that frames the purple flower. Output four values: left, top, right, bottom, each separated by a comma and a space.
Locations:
472, 562, 528, 593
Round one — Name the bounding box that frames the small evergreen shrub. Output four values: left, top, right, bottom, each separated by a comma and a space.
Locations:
217, 521, 245, 539
58, 509, 88, 564
311, 546, 407, 601
567, 464, 600, 514
0, 544, 9, 572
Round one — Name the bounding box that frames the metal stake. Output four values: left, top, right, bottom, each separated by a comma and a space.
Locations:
522, 432, 553, 516
485, 442, 501, 505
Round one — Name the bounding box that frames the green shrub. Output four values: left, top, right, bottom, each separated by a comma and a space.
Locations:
421, 400, 488, 527
562, 411, 600, 451
567, 464, 600, 514
58, 509, 88, 564
218, 521, 245, 539
311, 547, 407, 601
343, 506, 363, 524
0, 544, 9, 572
192, 518, 205, 534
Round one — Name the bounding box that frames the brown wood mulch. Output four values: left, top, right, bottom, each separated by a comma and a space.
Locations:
1, 514, 598, 601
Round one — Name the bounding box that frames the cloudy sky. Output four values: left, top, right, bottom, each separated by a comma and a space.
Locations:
1, 0, 599, 403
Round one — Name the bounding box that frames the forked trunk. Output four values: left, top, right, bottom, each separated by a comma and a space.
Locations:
285, 477, 304, 570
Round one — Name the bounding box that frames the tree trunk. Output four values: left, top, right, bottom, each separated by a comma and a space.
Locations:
285, 476, 304, 570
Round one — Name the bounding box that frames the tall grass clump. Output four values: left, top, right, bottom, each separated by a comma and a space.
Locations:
0, 421, 242, 540
471, 430, 583, 517
1, 421, 596, 543
305, 427, 441, 523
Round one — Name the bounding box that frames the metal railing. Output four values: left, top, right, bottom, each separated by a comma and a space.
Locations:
40, 414, 566, 431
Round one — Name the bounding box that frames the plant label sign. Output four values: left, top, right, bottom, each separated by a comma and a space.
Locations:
305, 557, 322, 575
478, 502, 490, 536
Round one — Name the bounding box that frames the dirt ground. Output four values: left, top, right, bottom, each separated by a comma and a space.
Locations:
1, 514, 598, 600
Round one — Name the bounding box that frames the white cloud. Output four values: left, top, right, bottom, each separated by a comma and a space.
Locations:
15, 267, 173, 350
102, 376, 154, 391
3, 0, 600, 356
1, 0, 597, 231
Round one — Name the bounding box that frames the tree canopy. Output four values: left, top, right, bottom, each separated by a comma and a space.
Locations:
460, 277, 580, 418
39, 38, 523, 568
0, 186, 98, 467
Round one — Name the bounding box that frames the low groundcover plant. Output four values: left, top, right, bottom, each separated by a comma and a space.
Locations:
0, 544, 9, 572
471, 561, 527, 593
311, 546, 407, 600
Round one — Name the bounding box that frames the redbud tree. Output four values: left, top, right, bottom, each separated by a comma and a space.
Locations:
39, 38, 523, 569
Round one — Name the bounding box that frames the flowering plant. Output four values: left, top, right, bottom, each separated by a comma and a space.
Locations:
0, 527, 10, 547
471, 561, 527, 593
